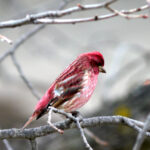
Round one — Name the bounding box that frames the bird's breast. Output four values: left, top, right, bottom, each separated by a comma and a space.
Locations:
60, 70, 99, 112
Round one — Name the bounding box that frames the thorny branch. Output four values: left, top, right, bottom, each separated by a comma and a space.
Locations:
0, 0, 149, 28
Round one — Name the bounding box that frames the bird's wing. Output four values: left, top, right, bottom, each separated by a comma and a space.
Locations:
47, 71, 85, 108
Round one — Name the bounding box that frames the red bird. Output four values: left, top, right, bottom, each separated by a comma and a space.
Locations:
23, 51, 106, 128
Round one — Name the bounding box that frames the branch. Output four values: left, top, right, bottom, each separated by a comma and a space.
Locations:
0, 34, 12, 44
34, 4, 149, 25
30, 139, 38, 150
106, 5, 149, 19
48, 107, 93, 150
84, 128, 108, 146
0, 0, 73, 100
11, 54, 40, 100
21, 4, 150, 23
2, 139, 14, 150
0, 115, 149, 140
0, 0, 117, 28
0, 25, 44, 63
0, 25, 44, 100
133, 113, 150, 150
1, 0, 149, 28
76, 118, 93, 150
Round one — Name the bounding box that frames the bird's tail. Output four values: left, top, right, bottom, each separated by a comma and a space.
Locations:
22, 113, 37, 129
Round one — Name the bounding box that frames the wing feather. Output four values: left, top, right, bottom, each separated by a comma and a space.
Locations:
47, 71, 85, 109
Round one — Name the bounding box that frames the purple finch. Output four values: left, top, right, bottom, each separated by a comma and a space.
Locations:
23, 51, 106, 128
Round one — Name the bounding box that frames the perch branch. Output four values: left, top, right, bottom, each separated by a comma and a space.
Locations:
0, 115, 149, 140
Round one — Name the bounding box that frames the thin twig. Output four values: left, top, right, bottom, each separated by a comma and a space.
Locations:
11, 54, 40, 100
76, 118, 93, 150
106, 5, 148, 19
0, 34, 12, 44
32, 4, 149, 25
0, 0, 73, 100
0, 25, 44, 99
84, 128, 108, 146
3, 139, 14, 150
1, 0, 149, 28
0, 25, 44, 63
30, 139, 38, 150
49, 107, 93, 149
0, 0, 117, 28
133, 114, 150, 150
47, 108, 64, 134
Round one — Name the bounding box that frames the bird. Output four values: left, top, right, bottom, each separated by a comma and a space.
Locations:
23, 51, 106, 129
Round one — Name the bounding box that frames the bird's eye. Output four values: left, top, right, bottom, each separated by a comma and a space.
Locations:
98, 62, 103, 67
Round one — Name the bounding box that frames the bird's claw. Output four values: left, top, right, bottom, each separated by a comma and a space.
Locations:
58, 129, 64, 134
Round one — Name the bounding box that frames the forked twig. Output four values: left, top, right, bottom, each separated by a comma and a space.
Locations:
47, 108, 64, 134
48, 107, 93, 150
133, 114, 150, 150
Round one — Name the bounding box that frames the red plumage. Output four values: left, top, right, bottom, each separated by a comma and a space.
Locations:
23, 51, 106, 128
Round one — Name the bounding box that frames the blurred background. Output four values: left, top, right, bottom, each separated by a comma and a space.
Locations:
0, 0, 150, 149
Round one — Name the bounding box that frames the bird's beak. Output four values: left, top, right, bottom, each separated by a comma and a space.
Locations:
99, 66, 106, 73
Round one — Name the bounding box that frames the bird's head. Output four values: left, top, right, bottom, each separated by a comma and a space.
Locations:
79, 51, 106, 74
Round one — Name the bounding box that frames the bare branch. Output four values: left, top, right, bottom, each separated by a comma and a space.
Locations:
0, 0, 73, 101
0, 25, 44, 63
76, 118, 93, 150
84, 128, 108, 146
33, 4, 149, 25
0, 0, 117, 28
0, 25, 44, 99
11, 54, 40, 99
0, 34, 12, 44
3, 139, 14, 150
0, 115, 149, 140
133, 114, 150, 150
48, 107, 92, 150
0, 1, 149, 28
30, 139, 38, 150
47, 108, 64, 134
106, 5, 148, 19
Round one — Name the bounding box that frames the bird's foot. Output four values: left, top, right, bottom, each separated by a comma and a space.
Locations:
47, 107, 64, 134
71, 110, 80, 117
